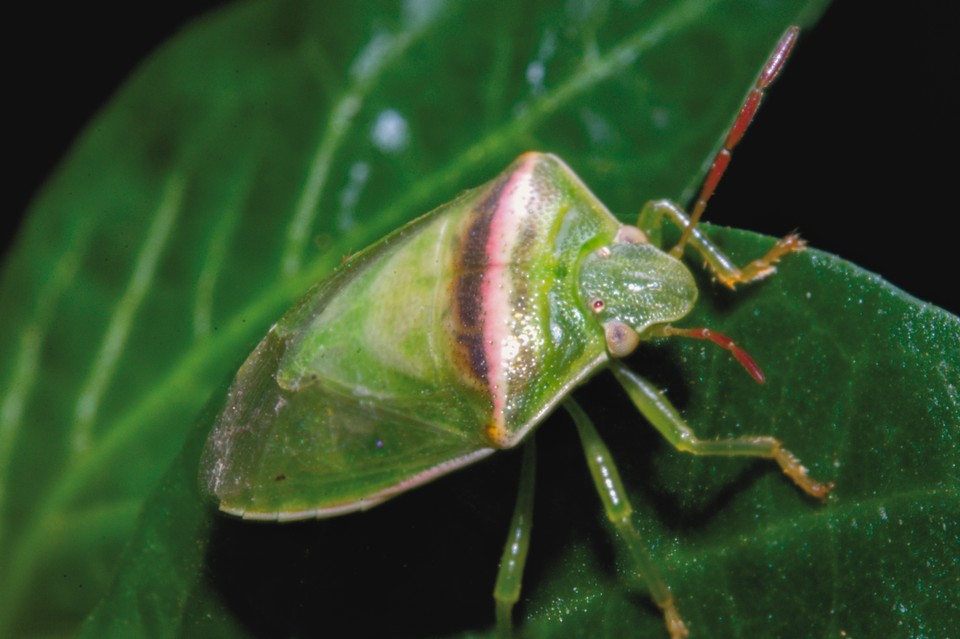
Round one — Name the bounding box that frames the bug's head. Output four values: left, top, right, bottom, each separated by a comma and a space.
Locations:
578, 225, 697, 358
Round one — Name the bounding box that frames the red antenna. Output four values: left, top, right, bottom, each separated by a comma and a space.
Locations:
664, 326, 766, 384
671, 27, 800, 258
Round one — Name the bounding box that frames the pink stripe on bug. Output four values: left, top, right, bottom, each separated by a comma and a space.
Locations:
480, 153, 540, 445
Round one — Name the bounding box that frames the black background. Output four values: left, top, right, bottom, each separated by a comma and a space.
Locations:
6, 2, 958, 315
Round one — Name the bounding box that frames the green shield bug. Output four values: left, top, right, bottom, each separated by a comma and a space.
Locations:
200, 27, 833, 638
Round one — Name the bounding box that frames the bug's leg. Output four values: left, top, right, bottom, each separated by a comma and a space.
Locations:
494, 441, 536, 638
564, 398, 689, 639
671, 27, 799, 258
610, 360, 834, 499
638, 198, 805, 289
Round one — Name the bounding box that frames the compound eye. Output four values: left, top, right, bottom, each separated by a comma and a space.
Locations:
591, 298, 605, 314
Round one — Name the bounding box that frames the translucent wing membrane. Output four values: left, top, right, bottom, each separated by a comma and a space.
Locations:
200, 330, 494, 521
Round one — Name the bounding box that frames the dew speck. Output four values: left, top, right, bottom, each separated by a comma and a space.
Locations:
371, 109, 409, 154
526, 60, 545, 87
524, 30, 556, 95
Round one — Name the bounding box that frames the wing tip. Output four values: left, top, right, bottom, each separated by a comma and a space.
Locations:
214, 447, 497, 523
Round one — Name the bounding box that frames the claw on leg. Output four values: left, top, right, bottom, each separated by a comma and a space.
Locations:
773, 444, 835, 500
664, 597, 690, 639
717, 233, 806, 288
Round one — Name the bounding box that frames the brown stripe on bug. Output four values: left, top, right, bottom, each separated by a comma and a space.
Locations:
448, 173, 509, 391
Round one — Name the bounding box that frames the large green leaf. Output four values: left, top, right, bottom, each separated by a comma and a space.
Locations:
77, 232, 960, 639
2, 0, 956, 637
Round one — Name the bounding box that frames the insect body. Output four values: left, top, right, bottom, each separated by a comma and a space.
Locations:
200, 27, 832, 638
203, 151, 630, 516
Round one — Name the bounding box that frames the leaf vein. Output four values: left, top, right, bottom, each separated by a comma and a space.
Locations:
280, 5, 447, 277
324, 0, 718, 260
69, 175, 186, 455
0, 216, 95, 548
193, 157, 260, 339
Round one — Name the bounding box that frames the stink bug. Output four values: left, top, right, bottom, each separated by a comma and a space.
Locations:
200, 27, 833, 638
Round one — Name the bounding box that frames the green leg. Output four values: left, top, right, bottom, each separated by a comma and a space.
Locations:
610, 360, 833, 499
637, 199, 804, 288
564, 398, 689, 639
494, 441, 536, 638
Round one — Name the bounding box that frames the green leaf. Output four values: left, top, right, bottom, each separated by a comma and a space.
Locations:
78, 234, 960, 639
3, 0, 956, 637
